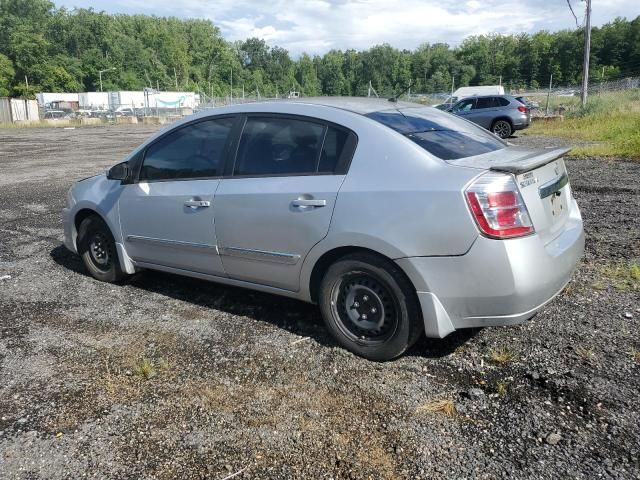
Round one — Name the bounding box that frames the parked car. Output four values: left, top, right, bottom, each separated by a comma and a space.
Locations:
435, 85, 505, 110
445, 95, 531, 138
62, 98, 583, 361
44, 110, 68, 119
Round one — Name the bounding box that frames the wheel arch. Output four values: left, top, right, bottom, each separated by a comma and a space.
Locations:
307, 245, 418, 305
491, 116, 513, 128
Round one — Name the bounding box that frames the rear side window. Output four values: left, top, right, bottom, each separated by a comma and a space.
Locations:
498, 97, 510, 106
366, 108, 505, 161
140, 118, 234, 181
234, 117, 324, 176
475, 97, 499, 109
233, 117, 355, 176
319, 126, 351, 173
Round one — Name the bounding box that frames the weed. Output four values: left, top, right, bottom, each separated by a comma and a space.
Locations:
575, 345, 595, 361
455, 345, 468, 354
631, 349, 640, 363
596, 262, 640, 291
496, 380, 510, 396
134, 358, 157, 380
526, 91, 640, 158
489, 347, 516, 365
418, 399, 457, 417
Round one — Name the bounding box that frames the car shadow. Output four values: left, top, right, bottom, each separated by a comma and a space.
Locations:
50, 244, 478, 360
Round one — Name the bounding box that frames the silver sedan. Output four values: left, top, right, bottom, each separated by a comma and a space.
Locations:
62, 97, 584, 361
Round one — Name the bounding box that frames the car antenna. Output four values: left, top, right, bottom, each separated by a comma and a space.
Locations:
388, 79, 413, 103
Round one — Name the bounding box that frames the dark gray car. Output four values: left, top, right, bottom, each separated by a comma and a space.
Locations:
447, 95, 531, 138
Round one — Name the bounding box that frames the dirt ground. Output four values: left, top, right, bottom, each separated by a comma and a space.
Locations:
0, 125, 638, 479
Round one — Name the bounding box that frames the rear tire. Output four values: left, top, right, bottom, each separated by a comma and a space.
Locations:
319, 252, 423, 361
77, 215, 127, 283
492, 119, 513, 139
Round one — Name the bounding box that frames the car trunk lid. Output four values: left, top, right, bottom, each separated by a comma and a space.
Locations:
451, 147, 573, 245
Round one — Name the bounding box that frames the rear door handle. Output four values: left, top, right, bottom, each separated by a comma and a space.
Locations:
291, 199, 327, 208
184, 199, 211, 208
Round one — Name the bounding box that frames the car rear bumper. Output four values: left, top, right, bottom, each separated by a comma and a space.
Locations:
397, 203, 584, 338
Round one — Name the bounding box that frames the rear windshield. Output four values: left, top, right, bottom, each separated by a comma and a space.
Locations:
365, 108, 506, 160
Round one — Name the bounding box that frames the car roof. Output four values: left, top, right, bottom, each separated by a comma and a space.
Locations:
214, 97, 424, 115
256, 96, 421, 115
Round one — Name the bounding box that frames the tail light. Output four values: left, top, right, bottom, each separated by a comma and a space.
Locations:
465, 172, 534, 239
517, 105, 529, 113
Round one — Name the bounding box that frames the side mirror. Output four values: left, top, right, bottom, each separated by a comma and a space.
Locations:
107, 161, 131, 182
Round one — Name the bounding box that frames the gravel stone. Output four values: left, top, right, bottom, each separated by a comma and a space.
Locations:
546, 433, 562, 445
0, 127, 638, 479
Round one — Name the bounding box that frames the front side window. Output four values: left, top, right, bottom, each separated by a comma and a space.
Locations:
453, 98, 475, 112
234, 117, 325, 176
366, 107, 506, 161
140, 118, 234, 181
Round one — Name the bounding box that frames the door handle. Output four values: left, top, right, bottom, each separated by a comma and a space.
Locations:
291, 199, 327, 208
184, 199, 211, 208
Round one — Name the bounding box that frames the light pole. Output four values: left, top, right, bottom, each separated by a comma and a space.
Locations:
98, 67, 116, 92
581, 0, 592, 107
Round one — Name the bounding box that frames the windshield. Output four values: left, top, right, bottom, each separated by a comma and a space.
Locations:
365, 107, 506, 160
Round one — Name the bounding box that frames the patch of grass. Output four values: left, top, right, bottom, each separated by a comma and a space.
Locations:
489, 346, 516, 365
575, 345, 595, 361
527, 90, 640, 158
495, 380, 510, 396
134, 357, 159, 380
596, 262, 640, 291
417, 399, 457, 417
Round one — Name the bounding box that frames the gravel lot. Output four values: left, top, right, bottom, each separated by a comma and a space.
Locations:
0, 125, 638, 479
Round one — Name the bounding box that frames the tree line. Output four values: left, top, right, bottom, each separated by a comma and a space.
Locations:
0, 0, 639, 98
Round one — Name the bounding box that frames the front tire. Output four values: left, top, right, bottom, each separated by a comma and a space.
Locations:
319, 253, 423, 361
77, 215, 127, 283
492, 119, 513, 139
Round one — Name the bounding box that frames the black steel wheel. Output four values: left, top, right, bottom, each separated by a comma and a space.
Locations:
77, 215, 127, 283
319, 252, 423, 361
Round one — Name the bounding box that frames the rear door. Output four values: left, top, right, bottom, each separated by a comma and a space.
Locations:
469, 97, 499, 129
214, 115, 356, 291
118, 116, 236, 275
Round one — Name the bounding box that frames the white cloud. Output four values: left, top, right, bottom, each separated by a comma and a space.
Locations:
57, 0, 639, 55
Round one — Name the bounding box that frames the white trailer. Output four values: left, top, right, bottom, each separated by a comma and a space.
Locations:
108, 91, 145, 109
78, 92, 109, 110
145, 91, 198, 109
36, 92, 79, 108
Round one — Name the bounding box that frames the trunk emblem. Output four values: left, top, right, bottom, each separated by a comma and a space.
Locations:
519, 172, 537, 188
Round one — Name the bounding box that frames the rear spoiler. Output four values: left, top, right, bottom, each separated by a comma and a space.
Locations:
489, 148, 571, 174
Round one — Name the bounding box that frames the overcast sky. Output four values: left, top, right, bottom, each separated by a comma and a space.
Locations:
56, 0, 638, 56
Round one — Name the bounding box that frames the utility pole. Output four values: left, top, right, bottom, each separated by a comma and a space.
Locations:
230, 66, 233, 102
450, 76, 455, 99
581, 0, 592, 107
546, 74, 553, 116
98, 67, 116, 92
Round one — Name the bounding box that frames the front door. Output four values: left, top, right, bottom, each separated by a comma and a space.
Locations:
119, 116, 235, 276
214, 116, 354, 291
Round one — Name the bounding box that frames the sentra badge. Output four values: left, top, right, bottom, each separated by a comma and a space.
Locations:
519, 172, 537, 188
